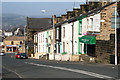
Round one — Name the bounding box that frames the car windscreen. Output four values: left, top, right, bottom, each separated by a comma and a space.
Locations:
21, 53, 27, 55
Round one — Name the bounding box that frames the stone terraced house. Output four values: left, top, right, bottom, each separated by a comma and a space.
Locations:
31, 1, 120, 63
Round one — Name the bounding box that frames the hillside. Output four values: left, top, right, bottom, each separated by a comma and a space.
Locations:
2, 13, 27, 30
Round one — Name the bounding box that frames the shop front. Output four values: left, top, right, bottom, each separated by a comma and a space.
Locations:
6, 45, 18, 53
79, 35, 96, 57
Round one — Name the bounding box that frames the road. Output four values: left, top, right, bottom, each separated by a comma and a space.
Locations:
1, 53, 119, 80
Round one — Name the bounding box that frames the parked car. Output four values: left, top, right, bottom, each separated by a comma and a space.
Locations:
0, 52, 5, 56
20, 53, 28, 59
16, 53, 20, 59
16, 53, 28, 59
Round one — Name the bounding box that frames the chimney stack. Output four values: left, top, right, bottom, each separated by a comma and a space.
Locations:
67, 11, 73, 19
80, 4, 89, 14
61, 14, 67, 21
52, 15, 57, 24
73, 8, 81, 17
56, 16, 62, 23
99, 0, 112, 7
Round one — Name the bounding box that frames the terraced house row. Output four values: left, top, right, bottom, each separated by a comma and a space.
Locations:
26, 1, 120, 64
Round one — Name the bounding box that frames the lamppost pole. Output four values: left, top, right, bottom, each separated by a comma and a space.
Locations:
24, 25, 26, 53
114, 6, 117, 65
53, 15, 55, 60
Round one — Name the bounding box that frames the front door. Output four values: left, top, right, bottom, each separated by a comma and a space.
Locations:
13, 47, 17, 52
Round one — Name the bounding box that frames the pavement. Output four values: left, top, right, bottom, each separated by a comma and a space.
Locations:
1, 53, 120, 80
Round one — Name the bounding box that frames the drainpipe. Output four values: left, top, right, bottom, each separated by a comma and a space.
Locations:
57, 27, 59, 54
72, 23, 74, 55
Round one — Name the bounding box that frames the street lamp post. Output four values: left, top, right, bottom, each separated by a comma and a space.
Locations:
41, 10, 55, 60
24, 25, 26, 53
52, 15, 55, 60
112, 6, 117, 65
114, 6, 117, 65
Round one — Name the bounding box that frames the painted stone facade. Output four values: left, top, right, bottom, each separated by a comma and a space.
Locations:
73, 20, 79, 55
34, 28, 55, 60
61, 23, 73, 54
47, 29, 54, 60
81, 13, 101, 55
34, 33, 38, 57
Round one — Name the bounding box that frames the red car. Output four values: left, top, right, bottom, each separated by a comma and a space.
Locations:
16, 54, 20, 59
16, 53, 28, 59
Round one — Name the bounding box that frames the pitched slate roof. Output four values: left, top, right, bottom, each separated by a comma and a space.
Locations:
25, 41, 34, 47
54, 2, 116, 26
4, 36, 26, 41
68, 2, 116, 23
27, 17, 52, 30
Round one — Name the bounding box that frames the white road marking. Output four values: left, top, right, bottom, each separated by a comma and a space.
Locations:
2, 66, 22, 78
25, 62, 114, 79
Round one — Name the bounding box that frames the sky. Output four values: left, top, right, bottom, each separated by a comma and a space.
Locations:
1, 0, 86, 2
1, 0, 116, 2
1, 0, 117, 18
2, 2, 84, 18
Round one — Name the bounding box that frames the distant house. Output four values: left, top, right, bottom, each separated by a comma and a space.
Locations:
14, 28, 20, 35
27, 17, 52, 57
27, 17, 52, 41
4, 31, 13, 37
0, 29, 2, 41
3, 36, 26, 53
0, 29, 2, 35
14, 28, 23, 36
0, 42, 4, 52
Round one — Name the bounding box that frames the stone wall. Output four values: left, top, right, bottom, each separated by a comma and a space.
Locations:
96, 29, 120, 63
96, 2, 117, 41
95, 2, 120, 64
96, 35, 114, 63
70, 55, 80, 61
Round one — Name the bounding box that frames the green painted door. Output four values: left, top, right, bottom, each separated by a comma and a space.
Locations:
47, 31, 49, 53
78, 38, 82, 54
79, 20, 82, 35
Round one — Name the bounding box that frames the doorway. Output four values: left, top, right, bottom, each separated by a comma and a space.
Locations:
13, 47, 17, 52
85, 44, 95, 57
